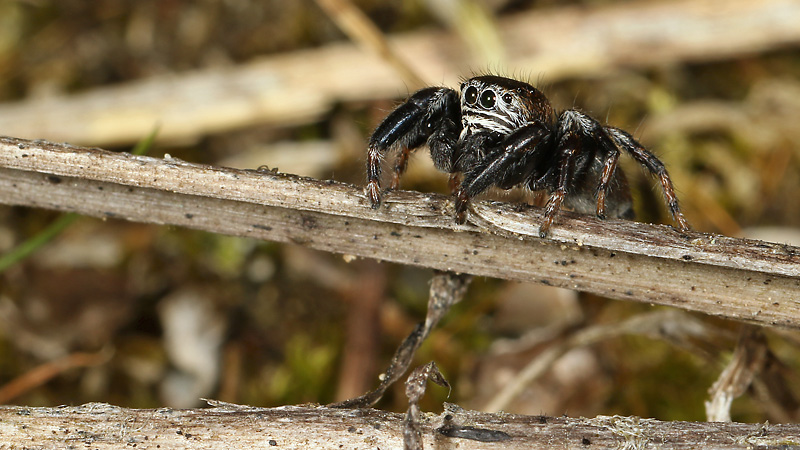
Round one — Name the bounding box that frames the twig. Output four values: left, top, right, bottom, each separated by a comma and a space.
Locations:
484, 310, 724, 413
0, 402, 798, 449
332, 272, 471, 408
314, 0, 427, 89
705, 326, 768, 422
404, 362, 451, 450
0, 129, 157, 272
1, 136, 799, 329
0, 0, 799, 146
0, 349, 112, 404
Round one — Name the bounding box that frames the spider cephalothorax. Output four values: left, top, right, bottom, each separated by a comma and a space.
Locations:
365, 75, 689, 237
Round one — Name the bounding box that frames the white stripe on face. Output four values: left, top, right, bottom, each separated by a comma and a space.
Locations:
461, 112, 515, 138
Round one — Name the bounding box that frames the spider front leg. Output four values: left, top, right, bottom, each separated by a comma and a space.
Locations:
453, 122, 552, 224
366, 87, 460, 208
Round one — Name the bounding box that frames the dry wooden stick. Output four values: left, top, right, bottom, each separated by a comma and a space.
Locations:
0, 349, 112, 404
0, 0, 798, 146
1, 136, 799, 329
705, 326, 768, 422
332, 272, 472, 409
314, 0, 427, 89
1, 401, 798, 449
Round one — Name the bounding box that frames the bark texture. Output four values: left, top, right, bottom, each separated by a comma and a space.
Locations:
1, 136, 798, 329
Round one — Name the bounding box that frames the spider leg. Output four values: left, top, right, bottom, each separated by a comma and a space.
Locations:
391, 115, 460, 190
605, 127, 690, 231
366, 87, 460, 208
447, 173, 461, 195
554, 110, 632, 221
593, 140, 621, 220
389, 147, 412, 190
454, 122, 552, 223
540, 129, 580, 238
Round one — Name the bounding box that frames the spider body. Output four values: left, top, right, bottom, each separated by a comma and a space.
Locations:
366, 75, 689, 237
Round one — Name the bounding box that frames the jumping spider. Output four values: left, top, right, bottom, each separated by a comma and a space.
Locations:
366, 75, 689, 237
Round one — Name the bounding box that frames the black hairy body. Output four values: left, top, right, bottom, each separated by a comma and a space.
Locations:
365, 75, 689, 237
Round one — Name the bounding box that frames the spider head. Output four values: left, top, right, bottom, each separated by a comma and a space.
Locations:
460, 76, 554, 138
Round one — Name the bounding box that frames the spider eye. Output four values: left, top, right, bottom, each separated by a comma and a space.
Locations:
479, 90, 496, 108
464, 86, 478, 105
502, 93, 514, 104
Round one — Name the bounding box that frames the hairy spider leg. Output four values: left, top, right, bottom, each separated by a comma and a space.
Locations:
557, 110, 631, 220
366, 99, 431, 207
395, 106, 460, 190
365, 87, 460, 207
540, 122, 582, 238
605, 127, 690, 231
594, 143, 622, 219
390, 147, 412, 190
454, 122, 552, 224
447, 173, 462, 195
590, 158, 635, 221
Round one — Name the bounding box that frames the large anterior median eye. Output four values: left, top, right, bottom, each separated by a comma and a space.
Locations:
464, 86, 478, 105
479, 89, 496, 108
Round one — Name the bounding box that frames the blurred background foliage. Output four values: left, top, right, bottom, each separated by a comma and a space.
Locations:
0, 0, 799, 423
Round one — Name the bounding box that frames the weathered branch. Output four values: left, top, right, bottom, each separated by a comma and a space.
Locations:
1, 402, 798, 449
0, 0, 798, 146
1, 136, 798, 328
